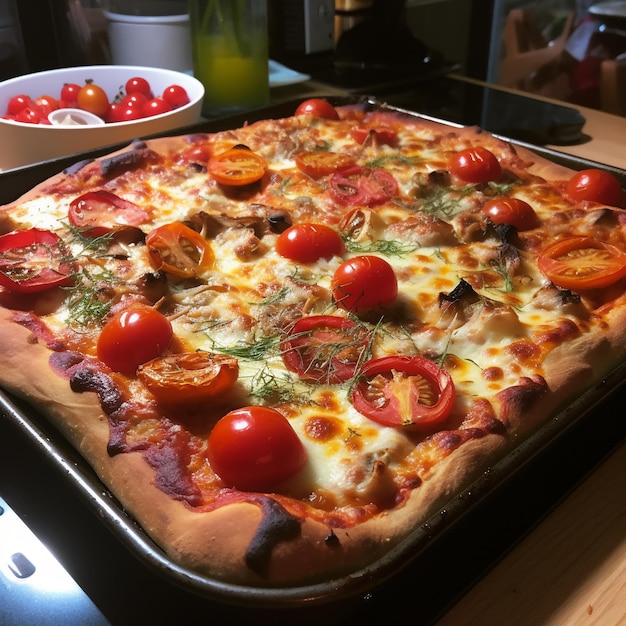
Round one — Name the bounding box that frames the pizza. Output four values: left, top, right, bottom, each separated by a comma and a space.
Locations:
0, 96, 625, 589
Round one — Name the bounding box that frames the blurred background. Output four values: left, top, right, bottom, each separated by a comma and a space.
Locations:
1, 0, 625, 114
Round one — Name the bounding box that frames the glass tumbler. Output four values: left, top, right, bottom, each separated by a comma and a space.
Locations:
189, 0, 270, 117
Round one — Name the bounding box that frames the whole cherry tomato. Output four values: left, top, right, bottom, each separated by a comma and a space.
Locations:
142, 97, 173, 117
449, 146, 502, 184
77, 82, 110, 117
276, 223, 344, 263
162, 84, 190, 108
125, 76, 153, 98
566, 169, 623, 207
7, 94, 32, 115
482, 196, 539, 231
97, 304, 173, 376
60, 83, 81, 106
295, 98, 339, 120
331, 255, 398, 311
207, 406, 307, 491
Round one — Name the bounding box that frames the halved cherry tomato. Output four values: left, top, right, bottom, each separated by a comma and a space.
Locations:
68, 190, 150, 237
482, 196, 539, 231
276, 223, 344, 263
329, 165, 399, 207
137, 352, 239, 405
76, 82, 110, 117
97, 304, 173, 376
208, 147, 267, 186
351, 126, 398, 146
0, 228, 76, 293
294, 151, 355, 179
332, 255, 398, 311
294, 98, 339, 120
280, 315, 371, 383
449, 146, 502, 184
207, 406, 307, 491
146, 222, 214, 278
537, 236, 626, 291
566, 169, 623, 207
350, 355, 456, 428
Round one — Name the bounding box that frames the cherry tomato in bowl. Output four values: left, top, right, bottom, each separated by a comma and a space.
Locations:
97, 304, 173, 376
276, 223, 344, 263
566, 169, 623, 207
350, 355, 456, 428
207, 406, 307, 492
331, 255, 398, 312
77, 82, 110, 117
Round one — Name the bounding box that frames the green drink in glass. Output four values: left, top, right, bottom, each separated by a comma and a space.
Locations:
190, 0, 270, 116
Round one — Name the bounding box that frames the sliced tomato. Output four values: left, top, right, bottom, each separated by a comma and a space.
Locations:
137, 352, 239, 405
351, 355, 456, 428
294, 151, 355, 179
281, 315, 371, 384
331, 255, 398, 312
276, 223, 344, 263
0, 228, 76, 293
351, 126, 398, 147
482, 196, 539, 231
566, 169, 623, 207
146, 222, 214, 278
208, 147, 267, 186
97, 304, 173, 376
68, 190, 150, 237
207, 406, 307, 491
329, 166, 399, 207
449, 146, 502, 184
537, 236, 626, 291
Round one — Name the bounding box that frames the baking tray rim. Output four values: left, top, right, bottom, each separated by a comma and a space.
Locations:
1, 95, 626, 608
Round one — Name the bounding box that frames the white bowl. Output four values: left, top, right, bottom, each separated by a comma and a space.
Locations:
0, 65, 204, 171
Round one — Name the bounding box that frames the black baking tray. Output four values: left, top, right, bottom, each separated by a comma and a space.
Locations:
1, 96, 626, 615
